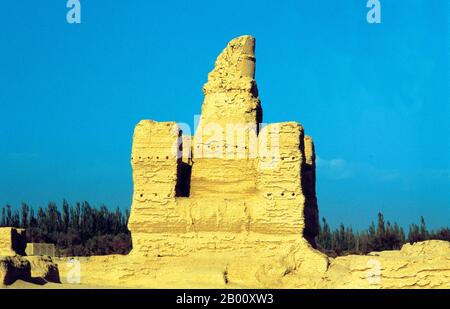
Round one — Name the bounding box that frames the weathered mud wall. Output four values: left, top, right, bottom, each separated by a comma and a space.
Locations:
0, 228, 26, 256
127, 36, 320, 256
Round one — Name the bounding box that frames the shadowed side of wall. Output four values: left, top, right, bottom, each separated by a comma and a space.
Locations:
302, 136, 319, 247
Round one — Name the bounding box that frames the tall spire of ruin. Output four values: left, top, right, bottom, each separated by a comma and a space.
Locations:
196, 35, 262, 130
203, 35, 257, 94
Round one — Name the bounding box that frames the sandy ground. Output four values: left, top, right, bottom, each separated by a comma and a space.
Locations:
2, 280, 118, 289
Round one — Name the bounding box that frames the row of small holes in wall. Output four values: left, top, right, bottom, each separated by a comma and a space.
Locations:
196, 145, 250, 150
261, 156, 297, 161
139, 193, 171, 198
132, 156, 170, 160
266, 192, 296, 197
132, 156, 297, 160
190, 149, 298, 161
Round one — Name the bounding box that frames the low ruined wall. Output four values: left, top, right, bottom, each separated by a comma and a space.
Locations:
0, 228, 26, 256
26, 243, 56, 257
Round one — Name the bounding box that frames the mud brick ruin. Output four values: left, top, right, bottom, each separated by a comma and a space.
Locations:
128, 36, 319, 256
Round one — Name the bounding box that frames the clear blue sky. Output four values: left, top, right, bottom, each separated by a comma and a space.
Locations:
0, 1, 448, 229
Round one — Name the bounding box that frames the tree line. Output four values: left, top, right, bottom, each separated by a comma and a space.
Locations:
0, 201, 131, 256
1, 202, 448, 258
316, 213, 450, 257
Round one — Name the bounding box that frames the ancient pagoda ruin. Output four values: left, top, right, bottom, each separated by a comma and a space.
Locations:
127, 35, 320, 257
